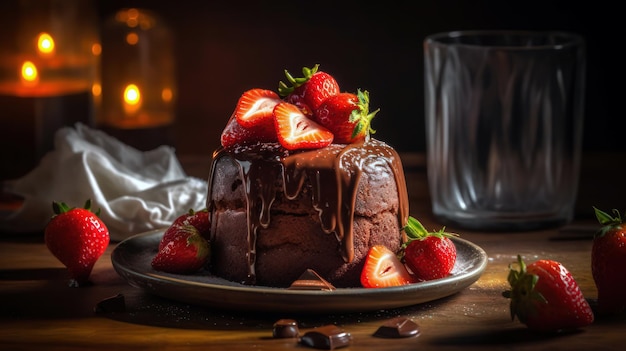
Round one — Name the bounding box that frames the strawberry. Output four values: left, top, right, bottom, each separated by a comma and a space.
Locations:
220, 112, 277, 148
278, 64, 340, 116
44, 199, 110, 287
234, 88, 281, 129
170, 208, 210, 240
400, 216, 457, 281
151, 224, 210, 274
591, 207, 626, 316
315, 89, 379, 144
503, 255, 594, 333
360, 245, 416, 288
273, 102, 333, 150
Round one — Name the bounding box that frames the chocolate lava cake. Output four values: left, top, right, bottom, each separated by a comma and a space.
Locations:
206, 139, 409, 288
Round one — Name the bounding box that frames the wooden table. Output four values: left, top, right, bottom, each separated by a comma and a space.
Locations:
1, 152, 625, 351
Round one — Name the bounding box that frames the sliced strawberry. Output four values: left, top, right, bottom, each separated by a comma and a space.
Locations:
360, 245, 416, 288
220, 112, 277, 148
315, 89, 379, 144
273, 102, 333, 150
234, 89, 281, 129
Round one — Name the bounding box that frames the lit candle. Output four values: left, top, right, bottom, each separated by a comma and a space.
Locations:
123, 83, 142, 114
20, 61, 39, 86
37, 32, 55, 56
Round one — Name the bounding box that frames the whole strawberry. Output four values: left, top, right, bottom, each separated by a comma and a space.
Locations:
278, 64, 340, 116
169, 208, 211, 241
315, 89, 379, 144
400, 216, 457, 281
503, 255, 594, 333
152, 225, 210, 274
44, 199, 110, 287
592, 207, 626, 315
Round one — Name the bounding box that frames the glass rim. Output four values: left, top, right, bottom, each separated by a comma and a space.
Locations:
424, 30, 584, 51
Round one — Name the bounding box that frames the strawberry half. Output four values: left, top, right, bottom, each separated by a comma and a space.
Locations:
360, 245, 416, 288
503, 255, 594, 333
273, 102, 333, 150
400, 216, 457, 281
152, 224, 210, 274
234, 88, 282, 129
278, 64, 340, 115
315, 89, 379, 144
592, 207, 626, 316
220, 112, 277, 148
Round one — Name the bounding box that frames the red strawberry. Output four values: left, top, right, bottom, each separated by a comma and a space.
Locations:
592, 207, 626, 316
220, 112, 277, 148
273, 102, 333, 150
151, 224, 210, 274
44, 199, 110, 287
278, 64, 340, 116
234, 88, 281, 129
360, 245, 416, 288
315, 89, 379, 144
400, 216, 457, 281
170, 208, 210, 240
503, 255, 594, 333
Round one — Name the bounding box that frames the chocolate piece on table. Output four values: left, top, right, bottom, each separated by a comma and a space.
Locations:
299, 324, 352, 350
94, 293, 126, 313
288, 269, 336, 291
272, 319, 300, 338
373, 317, 420, 338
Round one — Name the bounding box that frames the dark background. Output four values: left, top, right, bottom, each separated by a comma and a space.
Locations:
2, 0, 621, 168
93, 0, 623, 155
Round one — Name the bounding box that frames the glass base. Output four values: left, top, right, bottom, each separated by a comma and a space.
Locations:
432, 208, 571, 232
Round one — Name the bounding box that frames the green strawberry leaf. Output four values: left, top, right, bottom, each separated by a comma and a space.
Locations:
593, 206, 624, 238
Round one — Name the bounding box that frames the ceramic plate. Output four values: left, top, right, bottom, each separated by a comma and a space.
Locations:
112, 230, 488, 313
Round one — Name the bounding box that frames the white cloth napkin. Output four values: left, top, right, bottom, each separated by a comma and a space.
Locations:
0, 123, 208, 241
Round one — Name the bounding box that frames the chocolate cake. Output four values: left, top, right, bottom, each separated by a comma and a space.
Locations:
206, 139, 409, 288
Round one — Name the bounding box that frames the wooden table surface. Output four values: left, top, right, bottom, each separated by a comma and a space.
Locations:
1, 152, 625, 351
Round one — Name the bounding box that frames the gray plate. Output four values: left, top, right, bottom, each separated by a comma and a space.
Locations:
112, 229, 488, 314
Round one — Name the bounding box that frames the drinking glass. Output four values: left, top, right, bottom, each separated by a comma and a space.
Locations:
424, 30, 586, 230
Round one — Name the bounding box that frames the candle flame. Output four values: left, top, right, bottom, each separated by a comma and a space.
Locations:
126, 32, 139, 45
37, 33, 55, 54
21, 61, 38, 83
162, 88, 173, 102
92, 83, 102, 97
124, 84, 141, 105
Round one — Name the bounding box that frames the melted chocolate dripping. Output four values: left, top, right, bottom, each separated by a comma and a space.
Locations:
207, 140, 409, 285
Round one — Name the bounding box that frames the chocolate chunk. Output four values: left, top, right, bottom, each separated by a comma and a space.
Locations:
300, 324, 352, 349
94, 293, 126, 313
288, 269, 336, 291
373, 317, 420, 338
273, 319, 300, 338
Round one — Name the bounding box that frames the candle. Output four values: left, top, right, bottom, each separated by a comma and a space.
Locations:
99, 8, 176, 150
0, 0, 100, 180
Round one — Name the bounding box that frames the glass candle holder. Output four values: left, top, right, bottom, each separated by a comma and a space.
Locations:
99, 8, 176, 150
0, 0, 100, 180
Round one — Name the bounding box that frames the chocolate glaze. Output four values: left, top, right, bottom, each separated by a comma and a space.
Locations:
207, 139, 409, 285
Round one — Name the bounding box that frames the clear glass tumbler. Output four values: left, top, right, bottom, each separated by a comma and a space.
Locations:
424, 30, 586, 231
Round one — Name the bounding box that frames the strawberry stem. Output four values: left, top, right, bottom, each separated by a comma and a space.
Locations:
350, 89, 379, 139
402, 216, 458, 242
278, 64, 320, 97
593, 206, 624, 237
